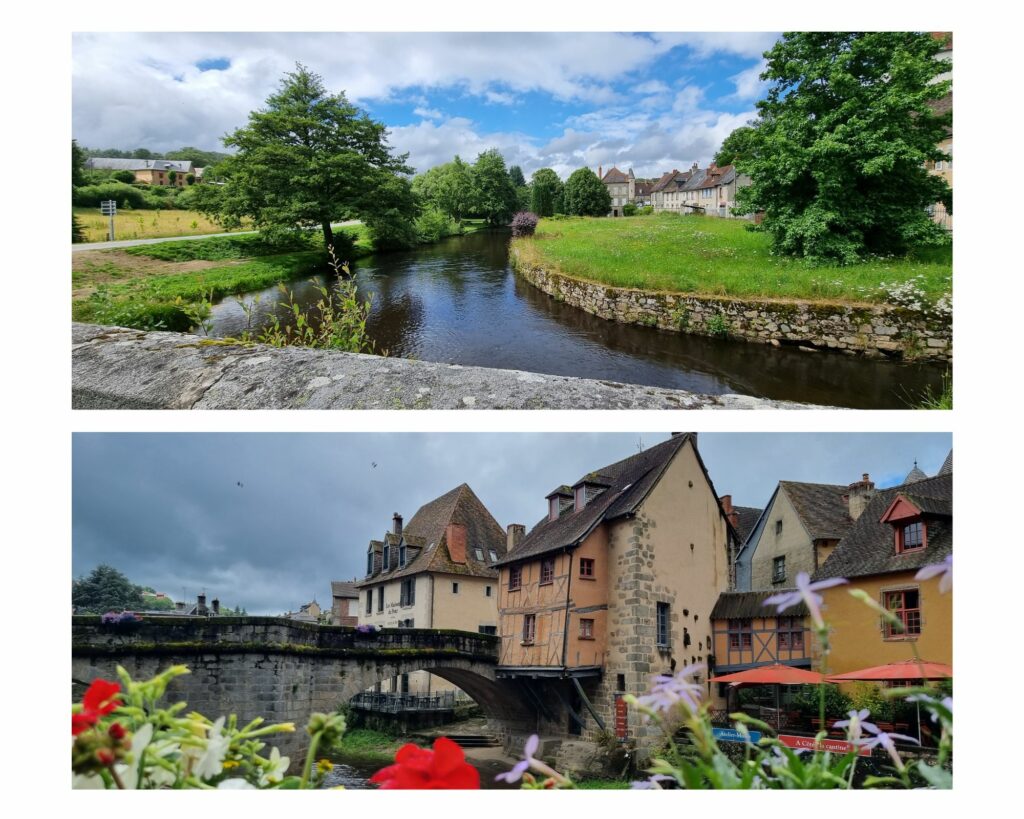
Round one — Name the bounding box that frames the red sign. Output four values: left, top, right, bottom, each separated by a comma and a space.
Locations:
778, 734, 871, 757
614, 696, 628, 739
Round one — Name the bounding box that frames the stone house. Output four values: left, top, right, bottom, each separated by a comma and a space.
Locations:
599, 166, 634, 216
650, 164, 700, 213
83, 157, 196, 187
493, 433, 742, 755
355, 483, 513, 695
815, 456, 952, 678
330, 580, 359, 627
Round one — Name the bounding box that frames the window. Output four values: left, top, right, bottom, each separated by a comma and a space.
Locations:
509, 565, 522, 591
398, 618, 414, 628
579, 618, 595, 640
616, 674, 626, 692
452, 581, 459, 594
485, 585, 492, 597
377, 587, 384, 613
382, 544, 390, 570
488, 549, 498, 562
772, 555, 786, 584
540, 558, 555, 585
399, 544, 406, 567
579, 558, 595, 579
777, 617, 804, 651
400, 578, 415, 607
522, 614, 536, 644
367, 552, 374, 575
897, 521, 925, 553
575, 486, 585, 510
729, 619, 753, 649
549, 497, 559, 521
656, 602, 670, 647
400, 673, 409, 693
365, 589, 373, 615
478, 625, 497, 635
474, 547, 484, 561
775, 520, 783, 536
883, 589, 922, 638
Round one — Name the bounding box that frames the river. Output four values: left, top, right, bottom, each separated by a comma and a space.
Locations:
204, 229, 947, 409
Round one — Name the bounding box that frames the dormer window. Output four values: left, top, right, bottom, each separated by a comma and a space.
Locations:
399, 544, 407, 568
488, 549, 498, 562
383, 544, 390, 570
573, 478, 610, 512
897, 521, 926, 553
473, 547, 484, 561
546, 488, 574, 521
367, 552, 374, 575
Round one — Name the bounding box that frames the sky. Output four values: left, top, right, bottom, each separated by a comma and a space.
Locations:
71, 32, 780, 179
72, 433, 952, 614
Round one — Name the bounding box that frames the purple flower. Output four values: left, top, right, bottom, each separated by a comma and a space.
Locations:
495, 734, 539, 783
635, 663, 705, 716
915, 555, 952, 593
355, 624, 378, 634
906, 693, 952, 722
858, 727, 919, 770
101, 612, 120, 624
630, 774, 674, 790
832, 709, 878, 743
763, 572, 848, 629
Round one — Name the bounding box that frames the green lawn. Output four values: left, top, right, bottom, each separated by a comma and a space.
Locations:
514, 214, 952, 305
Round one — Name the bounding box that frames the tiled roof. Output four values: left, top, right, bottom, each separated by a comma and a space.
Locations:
733, 506, 764, 544
84, 157, 194, 172
601, 167, 630, 184
497, 434, 733, 565
357, 484, 507, 585
330, 580, 358, 599
937, 449, 953, 476
814, 473, 952, 581
711, 590, 809, 620
779, 481, 855, 541
903, 464, 929, 483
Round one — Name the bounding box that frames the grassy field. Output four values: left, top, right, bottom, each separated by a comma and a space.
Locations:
73, 207, 248, 243
514, 213, 952, 305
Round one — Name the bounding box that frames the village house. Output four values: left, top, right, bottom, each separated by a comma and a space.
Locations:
599, 166, 634, 216
493, 433, 742, 751
283, 599, 323, 622
83, 157, 197, 187
330, 580, 359, 627
355, 484, 512, 695
815, 452, 953, 677
650, 165, 699, 213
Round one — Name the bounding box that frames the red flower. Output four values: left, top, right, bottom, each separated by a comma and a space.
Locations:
72, 713, 95, 736
108, 722, 127, 740
72, 680, 122, 735
369, 737, 480, 789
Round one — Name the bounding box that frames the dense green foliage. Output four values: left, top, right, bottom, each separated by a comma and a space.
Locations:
530, 168, 564, 217
514, 213, 951, 303
194, 64, 415, 255
471, 148, 518, 225
124, 232, 318, 261
731, 32, 953, 263
72, 139, 87, 187
414, 206, 463, 244
562, 168, 611, 216
411, 156, 476, 223
72, 565, 146, 614
78, 145, 231, 167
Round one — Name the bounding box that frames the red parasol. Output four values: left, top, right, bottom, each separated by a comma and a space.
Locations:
826, 659, 951, 682
711, 664, 825, 685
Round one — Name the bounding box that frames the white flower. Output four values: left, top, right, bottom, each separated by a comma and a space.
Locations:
72, 773, 106, 789
195, 717, 230, 780
217, 779, 256, 789
259, 746, 290, 786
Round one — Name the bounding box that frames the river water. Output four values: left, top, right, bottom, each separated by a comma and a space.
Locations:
204, 230, 946, 409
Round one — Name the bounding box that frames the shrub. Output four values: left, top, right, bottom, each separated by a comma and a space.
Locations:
415, 206, 460, 244
622, 203, 637, 216
639, 206, 654, 215
73, 182, 154, 210
112, 170, 136, 184
510, 211, 539, 237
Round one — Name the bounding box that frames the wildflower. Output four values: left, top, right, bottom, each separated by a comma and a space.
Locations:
630, 773, 675, 789
370, 737, 480, 789
495, 734, 539, 783
832, 709, 878, 744
108, 722, 126, 740
217, 779, 256, 789
72, 679, 122, 735
259, 746, 290, 786
915, 555, 952, 593
764, 572, 847, 629
859, 727, 919, 771
634, 663, 706, 716
317, 758, 334, 776
195, 717, 231, 780
355, 624, 378, 635
906, 693, 953, 722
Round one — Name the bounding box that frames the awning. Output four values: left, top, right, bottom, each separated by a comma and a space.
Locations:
826, 659, 952, 682
711, 664, 825, 685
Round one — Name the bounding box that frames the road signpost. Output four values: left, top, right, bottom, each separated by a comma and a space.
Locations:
100, 200, 117, 241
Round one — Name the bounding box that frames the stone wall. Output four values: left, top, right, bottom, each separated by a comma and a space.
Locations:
512, 249, 951, 362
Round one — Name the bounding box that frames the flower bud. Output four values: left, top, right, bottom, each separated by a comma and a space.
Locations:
95, 748, 116, 766
108, 722, 127, 740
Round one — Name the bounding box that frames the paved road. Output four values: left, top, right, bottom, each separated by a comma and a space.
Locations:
71, 221, 360, 253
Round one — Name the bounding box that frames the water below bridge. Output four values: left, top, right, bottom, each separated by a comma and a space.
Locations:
204, 230, 946, 409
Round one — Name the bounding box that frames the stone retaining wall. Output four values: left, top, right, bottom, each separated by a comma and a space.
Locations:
512, 248, 951, 362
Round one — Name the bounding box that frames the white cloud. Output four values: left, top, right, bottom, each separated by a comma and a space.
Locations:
632, 79, 670, 95
484, 90, 517, 105
729, 59, 769, 101
413, 106, 444, 120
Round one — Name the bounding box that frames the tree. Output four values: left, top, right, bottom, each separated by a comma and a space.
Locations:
507, 165, 526, 188
733, 32, 952, 263
411, 156, 475, 223
713, 125, 759, 168
72, 565, 146, 614
164, 146, 232, 167
562, 168, 611, 216
132, 148, 155, 159
471, 148, 518, 225
72, 139, 87, 188
195, 64, 414, 256
530, 168, 564, 217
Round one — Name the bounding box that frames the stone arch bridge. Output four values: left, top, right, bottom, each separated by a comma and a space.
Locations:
72, 616, 537, 759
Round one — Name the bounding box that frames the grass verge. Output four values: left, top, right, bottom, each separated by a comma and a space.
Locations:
514, 213, 952, 305
330, 728, 403, 765
73, 208, 248, 243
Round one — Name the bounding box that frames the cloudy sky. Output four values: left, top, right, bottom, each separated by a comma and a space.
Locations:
72, 433, 952, 614
71, 32, 779, 179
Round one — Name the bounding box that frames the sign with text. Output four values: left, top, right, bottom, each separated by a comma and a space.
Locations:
778, 734, 871, 756
712, 727, 762, 743
100, 200, 117, 216
614, 696, 628, 740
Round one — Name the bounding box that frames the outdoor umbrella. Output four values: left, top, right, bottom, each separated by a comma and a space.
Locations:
711, 665, 825, 729
826, 659, 952, 741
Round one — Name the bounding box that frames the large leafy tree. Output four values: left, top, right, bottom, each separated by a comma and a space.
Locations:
411, 156, 476, 223
713, 126, 759, 168
530, 168, 564, 217
562, 168, 611, 216
471, 148, 518, 225
72, 565, 146, 614
72, 139, 87, 188
734, 32, 952, 263
197, 64, 414, 256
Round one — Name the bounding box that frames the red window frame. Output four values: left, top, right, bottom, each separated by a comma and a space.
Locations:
522, 613, 536, 644
540, 557, 555, 585
579, 558, 595, 579
508, 565, 522, 591
896, 520, 926, 553
729, 619, 753, 649
883, 588, 922, 639
579, 618, 594, 640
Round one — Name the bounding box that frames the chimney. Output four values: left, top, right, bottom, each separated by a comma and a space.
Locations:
393, 513, 403, 536
445, 523, 468, 564
507, 523, 526, 552
212, 598, 220, 616
720, 494, 740, 530
598, 165, 603, 179
175, 600, 185, 612
692, 161, 699, 171
846, 473, 876, 521
197, 593, 207, 616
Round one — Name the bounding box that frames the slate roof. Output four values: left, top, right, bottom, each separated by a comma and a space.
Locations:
496, 433, 734, 565
695, 164, 735, 189
711, 590, 809, 621
651, 169, 691, 192
903, 463, 929, 483
733, 506, 764, 544
85, 157, 194, 172
779, 481, 855, 541
601, 167, 630, 184
937, 449, 953, 475
330, 580, 358, 599
814, 473, 952, 581
356, 484, 507, 585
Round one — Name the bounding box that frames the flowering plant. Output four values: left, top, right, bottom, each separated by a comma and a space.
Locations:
370, 737, 480, 789
100, 611, 143, 625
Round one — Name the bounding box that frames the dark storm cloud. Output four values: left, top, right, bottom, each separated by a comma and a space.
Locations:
72, 433, 951, 614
